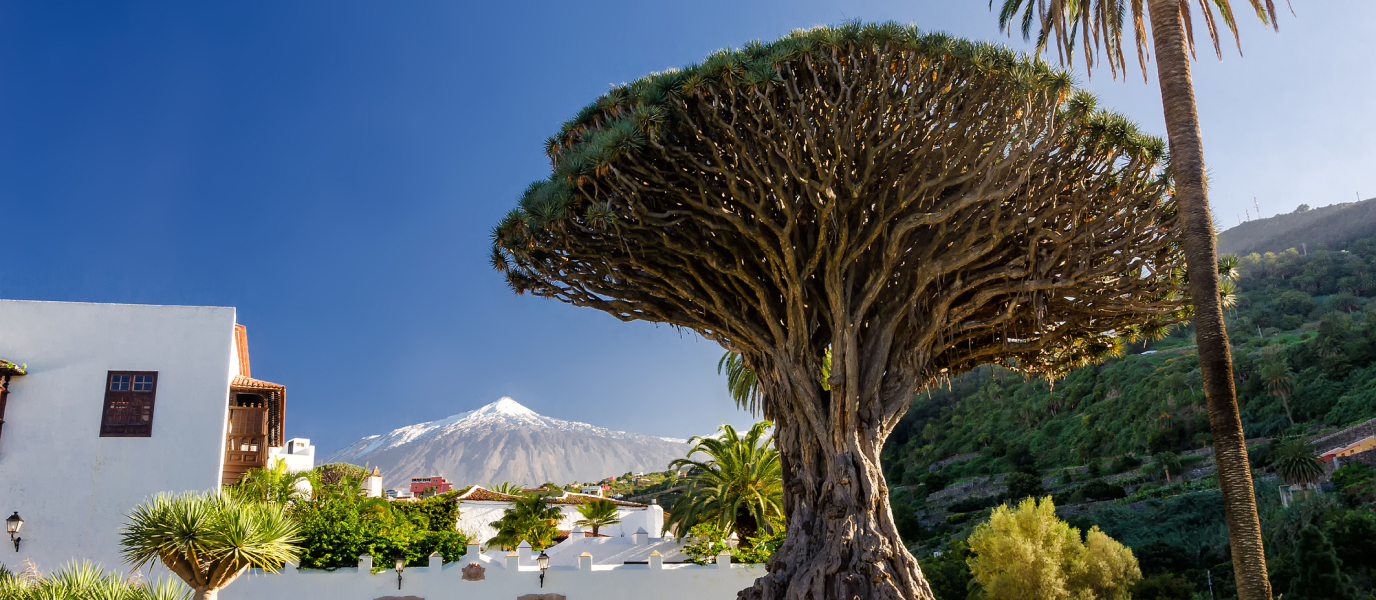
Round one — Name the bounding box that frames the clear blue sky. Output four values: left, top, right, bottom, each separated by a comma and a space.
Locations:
3, 1, 1373, 455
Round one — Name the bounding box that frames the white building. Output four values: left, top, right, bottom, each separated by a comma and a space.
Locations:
455, 486, 664, 545
0, 299, 313, 573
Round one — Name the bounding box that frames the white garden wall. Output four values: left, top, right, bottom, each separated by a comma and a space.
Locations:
220, 542, 763, 600
457, 497, 664, 542
0, 300, 237, 574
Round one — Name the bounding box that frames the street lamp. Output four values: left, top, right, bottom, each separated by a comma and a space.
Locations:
537, 550, 550, 588
6, 512, 21, 552
394, 555, 405, 590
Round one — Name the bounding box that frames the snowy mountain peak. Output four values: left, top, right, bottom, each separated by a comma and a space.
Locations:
323, 397, 692, 488
476, 397, 537, 418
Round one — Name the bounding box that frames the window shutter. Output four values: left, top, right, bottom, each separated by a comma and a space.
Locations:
99, 371, 158, 437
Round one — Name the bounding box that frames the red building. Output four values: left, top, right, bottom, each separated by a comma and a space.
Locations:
410, 475, 452, 495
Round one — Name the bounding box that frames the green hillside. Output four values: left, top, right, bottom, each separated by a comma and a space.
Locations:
887, 227, 1376, 599
1217, 197, 1376, 256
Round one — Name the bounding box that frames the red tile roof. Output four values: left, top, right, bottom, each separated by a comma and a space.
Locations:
454, 487, 647, 507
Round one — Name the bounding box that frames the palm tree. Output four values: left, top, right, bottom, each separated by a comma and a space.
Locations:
988, 2, 1286, 598
486, 481, 527, 496
1260, 358, 1297, 425
121, 491, 301, 600
573, 499, 621, 537
0, 560, 191, 600
667, 422, 783, 543
487, 496, 561, 551
227, 459, 312, 504
1270, 438, 1324, 490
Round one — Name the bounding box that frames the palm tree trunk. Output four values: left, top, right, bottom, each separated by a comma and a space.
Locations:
1146, 2, 1272, 599
1279, 393, 1296, 425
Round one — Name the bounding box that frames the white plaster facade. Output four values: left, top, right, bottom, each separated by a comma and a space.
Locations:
220, 540, 761, 600
0, 299, 285, 574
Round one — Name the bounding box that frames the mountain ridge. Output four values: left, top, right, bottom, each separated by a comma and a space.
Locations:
324, 397, 690, 489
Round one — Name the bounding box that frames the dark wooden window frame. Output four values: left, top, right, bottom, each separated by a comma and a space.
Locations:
99, 370, 158, 437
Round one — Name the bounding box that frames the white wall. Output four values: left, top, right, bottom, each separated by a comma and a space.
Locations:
0, 300, 236, 574
220, 542, 762, 600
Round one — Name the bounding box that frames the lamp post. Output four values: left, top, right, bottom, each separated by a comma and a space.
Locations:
6, 512, 22, 552
537, 550, 550, 588
395, 555, 405, 590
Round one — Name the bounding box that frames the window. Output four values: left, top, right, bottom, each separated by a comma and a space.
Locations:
99, 371, 158, 437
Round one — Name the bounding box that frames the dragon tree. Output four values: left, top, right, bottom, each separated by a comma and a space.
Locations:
492, 23, 1187, 600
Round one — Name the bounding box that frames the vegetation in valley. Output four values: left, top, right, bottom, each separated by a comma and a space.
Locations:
896, 233, 1376, 598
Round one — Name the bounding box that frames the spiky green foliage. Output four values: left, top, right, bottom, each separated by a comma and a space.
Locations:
667, 422, 783, 540
486, 481, 526, 496
572, 499, 621, 537
1269, 439, 1323, 486
0, 561, 190, 600
492, 22, 1186, 385
993, 0, 1288, 80
226, 459, 312, 505
120, 492, 301, 599
486, 496, 561, 551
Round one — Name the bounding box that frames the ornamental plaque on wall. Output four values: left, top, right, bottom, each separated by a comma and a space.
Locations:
461, 562, 486, 581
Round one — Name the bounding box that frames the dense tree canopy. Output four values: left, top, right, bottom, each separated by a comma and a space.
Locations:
492, 22, 1186, 600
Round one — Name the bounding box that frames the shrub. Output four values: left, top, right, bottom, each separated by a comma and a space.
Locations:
681, 522, 784, 565
1130, 573, 1195, 600
967, 497, 1140, 600
1003, 472, 1045, 503
0, 561, 190, 600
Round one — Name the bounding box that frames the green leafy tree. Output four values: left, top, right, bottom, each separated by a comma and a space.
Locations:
987, 1, 1291, 597
918, 542, 975, 600
573, 499, 621, 537
667, 422, 782, 542
486, 496, 560, 551
120, 492, 301, 600
1331, 463, 1376, 506
1287, 525, 1358, 600
1149, 452, 1182, 484
1270, 439, 1323, 488
1003, 472, 1045, 503
0, 561, 191, 600
491, 23, 1186, 599
966, 497, 1140, 600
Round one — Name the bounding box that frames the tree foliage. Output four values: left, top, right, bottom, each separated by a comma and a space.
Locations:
487, 496, 561, 551
966, 497, 1140, 600
492, 21, 1186, 600
120, 492, 300, 600
666, 422, 783, 541
573, 499, 621, 537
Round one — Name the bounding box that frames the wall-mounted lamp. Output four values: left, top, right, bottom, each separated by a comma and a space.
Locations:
394, 555, 405, 590
537, 550, 550, 588
6, 512, 22, 552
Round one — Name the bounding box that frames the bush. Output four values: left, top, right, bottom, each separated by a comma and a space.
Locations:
288, 484, 467, 571
918, 541, 973, 600
1003, 472, 1044, 502
947, 495, 999, 514
681, 522, 783, 565
1130, 573, 1195, 600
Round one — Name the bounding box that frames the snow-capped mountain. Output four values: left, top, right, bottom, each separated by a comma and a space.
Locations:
323, 397, 691, 489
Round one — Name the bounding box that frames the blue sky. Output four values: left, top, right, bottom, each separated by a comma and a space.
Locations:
2, 1, 1373, 455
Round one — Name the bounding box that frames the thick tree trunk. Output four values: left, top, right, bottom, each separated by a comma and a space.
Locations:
1147, 2, 1272, 599
194, 588, 218, 600
741, 371, 934, 600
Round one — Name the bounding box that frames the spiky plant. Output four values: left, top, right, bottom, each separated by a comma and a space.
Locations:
0, 560, 191, 600
989, 2, 1290, 598
573, 499, 621, 537
668, 422, 783, 544
487, 481, 527, 496
227, 459, 312, 505
491, 23, 1187, 600
121, 492, 301, 600
1271, 438, 1324, 487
